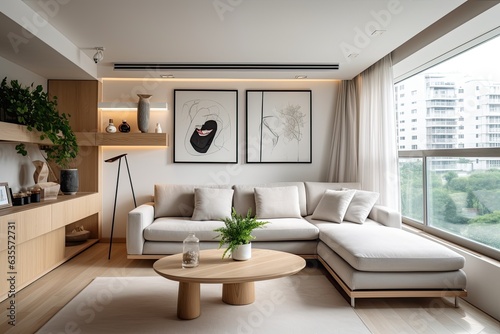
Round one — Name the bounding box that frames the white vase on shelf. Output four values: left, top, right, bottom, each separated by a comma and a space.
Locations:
105, 119, 117, 133
155, 123, 162, 133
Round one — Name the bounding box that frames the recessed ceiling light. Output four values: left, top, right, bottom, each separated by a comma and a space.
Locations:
295, 75, 307, 79
160, 74, 175, 78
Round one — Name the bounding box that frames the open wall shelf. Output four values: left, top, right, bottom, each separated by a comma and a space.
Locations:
76, 132, 168, 146
98, 102, 168, 109
0, 122, 51, 145
0, 122, 168, 147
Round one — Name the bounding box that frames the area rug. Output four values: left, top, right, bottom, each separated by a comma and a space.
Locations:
36, 275, 371, 334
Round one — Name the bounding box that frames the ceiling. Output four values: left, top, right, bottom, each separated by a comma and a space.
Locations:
0, 0, 470, 80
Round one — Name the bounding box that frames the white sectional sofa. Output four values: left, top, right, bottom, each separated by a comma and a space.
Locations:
127, 181, 467, 306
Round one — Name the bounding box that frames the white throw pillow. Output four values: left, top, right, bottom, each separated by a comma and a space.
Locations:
343, 189, 379, 224
191, 188, 234, 221
254, 186, 302, 219
311, 189, 356, 223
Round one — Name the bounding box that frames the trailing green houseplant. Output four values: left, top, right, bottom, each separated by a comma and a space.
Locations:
214, 208, 268, 259
0, 77, 79, 169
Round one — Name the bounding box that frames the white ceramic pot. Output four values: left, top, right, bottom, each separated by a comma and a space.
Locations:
231, 243, 251, 261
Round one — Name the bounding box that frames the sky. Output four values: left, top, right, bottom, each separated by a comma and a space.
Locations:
424, 34, 500, 82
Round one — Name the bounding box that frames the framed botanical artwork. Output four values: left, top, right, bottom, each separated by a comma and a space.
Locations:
174, 89, 238, 163
0, 182, 12, 209
246, 90, 312, 163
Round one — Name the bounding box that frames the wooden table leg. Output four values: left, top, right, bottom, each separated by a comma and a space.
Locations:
177, 282, 201, 320
222, 282, 255, 305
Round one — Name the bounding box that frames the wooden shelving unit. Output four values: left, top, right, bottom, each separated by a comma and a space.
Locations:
0, 80, 168, 303
0, 192, 101, 301
0, 80, 107, 302
0, 123, 168, 147
98, 101, 168, 109
65, 239, 99, 258
0, 122, 52, 144
96, 132, 168, 146
76, 132, 168, 146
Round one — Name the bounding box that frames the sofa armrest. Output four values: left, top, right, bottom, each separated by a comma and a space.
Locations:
368, 205, 402, 229
127, 202, 155, 255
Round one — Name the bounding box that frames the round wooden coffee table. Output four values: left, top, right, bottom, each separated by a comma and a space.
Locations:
153, 248, 306, 320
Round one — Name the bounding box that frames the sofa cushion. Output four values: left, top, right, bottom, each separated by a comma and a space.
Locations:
233, 182, 307, 217
144, 217, 225, 241
154, 184, 230, 218
311, 189, 356, 223
306, 215, 383, 229
304, 182, 361, 215
343, 189, 379, 224
319, 225, 465, 272
191, 187, 234, 221
254, 186, 302, 219
144, 217, 319, 242
251, 218, 319, 241
317, 242, 467, 290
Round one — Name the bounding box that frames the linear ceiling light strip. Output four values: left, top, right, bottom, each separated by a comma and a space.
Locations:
113, 63, 339, 70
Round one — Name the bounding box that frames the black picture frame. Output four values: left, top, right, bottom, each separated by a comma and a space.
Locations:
246, 90, 312, 163
174, 89, 238, 163
0, 182, 13, 209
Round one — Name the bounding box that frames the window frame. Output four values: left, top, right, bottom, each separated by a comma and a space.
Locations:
399, 147, 500, 261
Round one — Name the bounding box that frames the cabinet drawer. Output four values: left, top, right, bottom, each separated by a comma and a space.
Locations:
51, 193, 100, 230
0, 206, 52, 252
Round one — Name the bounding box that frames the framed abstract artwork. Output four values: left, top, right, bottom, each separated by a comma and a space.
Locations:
0, 182, 12, 209
246, 90, 312, 163
174, 89, 238, 163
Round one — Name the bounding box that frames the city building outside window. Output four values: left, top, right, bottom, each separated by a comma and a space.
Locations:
396, 34, 500, 260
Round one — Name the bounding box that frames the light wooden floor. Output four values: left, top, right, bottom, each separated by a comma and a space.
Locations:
1, 243, 499, 334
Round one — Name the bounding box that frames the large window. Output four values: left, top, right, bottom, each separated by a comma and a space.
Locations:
396, 34, 500, 260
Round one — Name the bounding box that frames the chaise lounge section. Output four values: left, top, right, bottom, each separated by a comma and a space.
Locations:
127, 181, 467, 306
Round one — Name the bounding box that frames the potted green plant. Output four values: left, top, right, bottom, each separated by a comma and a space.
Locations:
214, 208, 268, 260
0, 77, 79, 194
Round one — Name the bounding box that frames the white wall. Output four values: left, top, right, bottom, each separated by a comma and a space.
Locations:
100, 79, 338, 240
0, 56, 47, 89
458, 250, 500, 321
0, 142, 47, 193
0, 56, 47, 193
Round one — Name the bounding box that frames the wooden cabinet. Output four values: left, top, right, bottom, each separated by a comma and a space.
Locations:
0, 193, 100, 301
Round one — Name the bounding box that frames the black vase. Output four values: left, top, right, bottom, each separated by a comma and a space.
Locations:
60, 169, 79, 195
119, 120, 131, 133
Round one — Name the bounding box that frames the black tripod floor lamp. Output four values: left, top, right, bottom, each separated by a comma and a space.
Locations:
105, 153, 137, 260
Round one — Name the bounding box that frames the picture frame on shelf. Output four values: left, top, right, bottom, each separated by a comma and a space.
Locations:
246, 90, 312, 163
0, 182, 13, 209
174, 89, 238, 163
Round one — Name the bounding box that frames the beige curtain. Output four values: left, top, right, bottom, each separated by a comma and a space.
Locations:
358, 54, 400, 210
327, 80, 358, 182
328, 55, 400, 210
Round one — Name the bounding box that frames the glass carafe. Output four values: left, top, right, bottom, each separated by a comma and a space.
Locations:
182, 232, 199, 268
